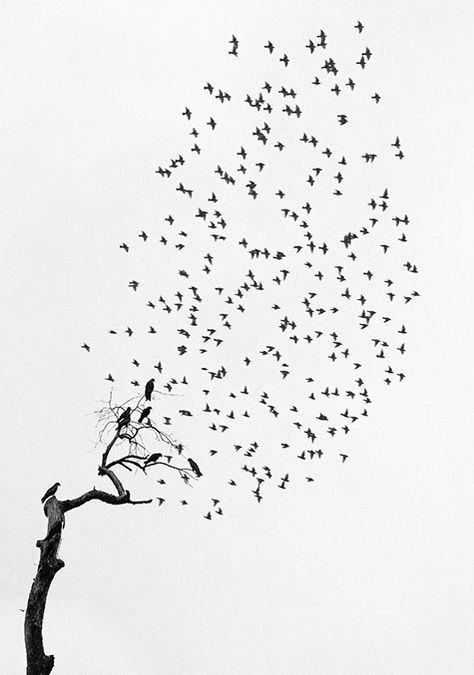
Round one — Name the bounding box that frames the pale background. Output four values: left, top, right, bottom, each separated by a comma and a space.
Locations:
1, 1, 473, 673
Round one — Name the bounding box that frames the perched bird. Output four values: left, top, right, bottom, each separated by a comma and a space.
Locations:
116, 407, 131, 431
188, 457, 202, 477
138, 406, 152, 423
145, 378, 155, 401
41, 482, 61, 504
146, 452, 162, 464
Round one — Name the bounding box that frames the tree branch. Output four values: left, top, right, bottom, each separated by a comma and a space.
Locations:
98, 465, 127, 496
101, 430, 120, 467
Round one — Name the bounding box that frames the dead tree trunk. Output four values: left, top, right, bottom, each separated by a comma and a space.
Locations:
24, 499, 64, 675
24, 465, 153, 673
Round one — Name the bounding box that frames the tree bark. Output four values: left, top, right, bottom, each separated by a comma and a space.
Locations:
24, 466, 152, 673
24, 498, 64, 675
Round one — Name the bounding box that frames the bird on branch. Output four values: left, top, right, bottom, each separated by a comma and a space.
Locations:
145, 378, 155, 401
145, 453, 162, 465
188, 458, 203, 477
138, 406, 152, 423
116, 407, 131, 431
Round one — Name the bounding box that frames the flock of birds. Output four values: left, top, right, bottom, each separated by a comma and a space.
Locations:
76, 22, 419, 520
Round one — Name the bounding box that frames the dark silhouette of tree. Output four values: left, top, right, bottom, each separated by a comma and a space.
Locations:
24, 392, 195, 675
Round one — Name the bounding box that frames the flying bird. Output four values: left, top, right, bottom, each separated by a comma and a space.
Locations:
99, 27, 417, 516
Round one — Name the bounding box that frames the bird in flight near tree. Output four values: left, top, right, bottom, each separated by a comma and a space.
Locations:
27, 21, 420, 673
91, 19, 417, 513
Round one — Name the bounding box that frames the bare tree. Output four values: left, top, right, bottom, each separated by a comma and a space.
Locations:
24, 391, 197, 675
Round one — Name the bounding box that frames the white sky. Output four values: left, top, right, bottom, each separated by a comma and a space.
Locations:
1, 1, 473, 673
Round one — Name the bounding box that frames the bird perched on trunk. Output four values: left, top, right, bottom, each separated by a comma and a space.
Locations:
144, 378, 155, 401
138, 406, 152, 423
116, 407, 131, 431
41, 482, 60, 503
188, 457, 202, 477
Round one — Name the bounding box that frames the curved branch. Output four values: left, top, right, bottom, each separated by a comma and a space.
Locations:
105, 455, 147, 471
148, 461, 196, 481
101, 430, 120, 466
118, 427, 140, 442
59, 465, 150, 513
60, 489, 129, 513
121, 458, 145, 470
150, 460, 193, 474
60, 487, 152, 511
98, 465, 127, 496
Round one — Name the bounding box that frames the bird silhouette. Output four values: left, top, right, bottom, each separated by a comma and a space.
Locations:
188, 458, 202, 477
144, 378, 155, 401
94, 24, 418, 520
41, 482, 61, 504
138, 406, 152, 423
116, 407, 131, 431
